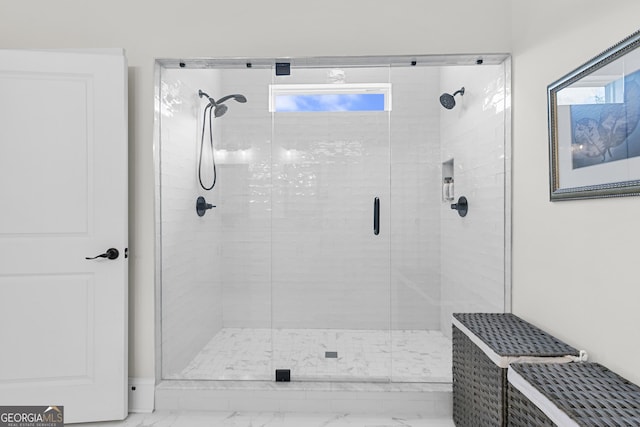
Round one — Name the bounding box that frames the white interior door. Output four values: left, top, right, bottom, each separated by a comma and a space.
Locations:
0, 50, 128, 423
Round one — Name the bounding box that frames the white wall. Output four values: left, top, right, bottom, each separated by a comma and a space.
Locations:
439, 65, 507, 336
0, 0, 512, 380
511, 1, 640, 386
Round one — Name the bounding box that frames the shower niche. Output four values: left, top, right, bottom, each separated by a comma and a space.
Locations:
442, 159, 455, 202
155, 55, 511, 384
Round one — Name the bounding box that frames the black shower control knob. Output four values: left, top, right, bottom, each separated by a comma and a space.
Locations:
196, 196, 216, 217
451, 196, 468, 217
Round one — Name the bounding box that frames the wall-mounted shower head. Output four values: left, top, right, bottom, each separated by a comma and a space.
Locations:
214, 104, 228, 118
439, 87, 465, 110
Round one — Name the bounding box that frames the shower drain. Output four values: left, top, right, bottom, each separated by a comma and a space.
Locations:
325, 351, 338, 358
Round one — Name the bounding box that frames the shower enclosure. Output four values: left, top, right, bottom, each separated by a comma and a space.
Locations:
155, 55, 510, 384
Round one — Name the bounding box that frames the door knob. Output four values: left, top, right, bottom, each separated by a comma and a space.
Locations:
85, 248, 120, 260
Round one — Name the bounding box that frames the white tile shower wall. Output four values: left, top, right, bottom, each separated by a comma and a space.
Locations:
439, 65, 506, 336
218, 67, 445, 331
390, 67, 442, 331
160, 69, 224, 376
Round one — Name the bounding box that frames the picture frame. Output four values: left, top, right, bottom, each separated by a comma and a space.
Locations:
548, 30, 640, 201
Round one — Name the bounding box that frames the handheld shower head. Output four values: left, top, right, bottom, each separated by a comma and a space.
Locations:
439, 87, 465, 110
216, 94, 247, 104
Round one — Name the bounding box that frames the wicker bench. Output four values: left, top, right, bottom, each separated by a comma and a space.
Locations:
452, 313, 580, 426
508, 362, 640, 426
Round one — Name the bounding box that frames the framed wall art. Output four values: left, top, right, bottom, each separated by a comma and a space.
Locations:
548, 30, 640, 200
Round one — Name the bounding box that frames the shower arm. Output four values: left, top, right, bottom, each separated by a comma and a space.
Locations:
199, 89, 217, 106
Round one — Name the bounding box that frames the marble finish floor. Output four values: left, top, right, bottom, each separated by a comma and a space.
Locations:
166, 328, 451, 382
76, 411, 455, 426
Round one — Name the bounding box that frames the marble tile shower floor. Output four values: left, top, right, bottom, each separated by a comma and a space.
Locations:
167, 328, 452, 382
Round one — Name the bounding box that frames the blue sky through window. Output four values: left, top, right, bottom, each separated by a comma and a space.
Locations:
274, 93, 386, 112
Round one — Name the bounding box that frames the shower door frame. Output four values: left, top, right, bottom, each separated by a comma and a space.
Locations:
153, 54, 513, 384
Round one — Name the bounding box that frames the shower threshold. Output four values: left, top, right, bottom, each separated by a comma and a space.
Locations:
155, 379, 453, 417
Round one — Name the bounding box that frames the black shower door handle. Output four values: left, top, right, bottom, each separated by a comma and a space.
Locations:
373, 197, 380, 235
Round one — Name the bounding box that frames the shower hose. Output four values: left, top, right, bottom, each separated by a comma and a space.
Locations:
198, 103, 216, 191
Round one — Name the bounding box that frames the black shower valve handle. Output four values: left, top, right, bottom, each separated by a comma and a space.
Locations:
450, 196, 468, 217
196, 196, 216, 217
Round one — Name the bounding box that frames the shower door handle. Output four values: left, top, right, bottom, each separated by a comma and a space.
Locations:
373, 197, 380, 235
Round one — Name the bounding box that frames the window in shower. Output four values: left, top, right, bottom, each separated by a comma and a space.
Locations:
269, 83, 392, 112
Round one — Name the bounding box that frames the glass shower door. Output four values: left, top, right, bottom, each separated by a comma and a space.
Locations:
270, 66, 391, 381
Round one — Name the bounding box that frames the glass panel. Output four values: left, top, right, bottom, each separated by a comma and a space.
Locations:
388, 63, 508, 382
388, 66, 447, 382
271, 66, 391, 381
160, 67, 274, 380
157, 57, 510, 385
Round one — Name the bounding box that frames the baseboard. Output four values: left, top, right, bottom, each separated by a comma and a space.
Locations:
128, 377, 155, 413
